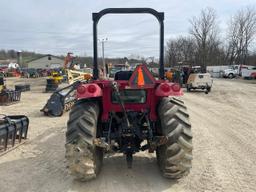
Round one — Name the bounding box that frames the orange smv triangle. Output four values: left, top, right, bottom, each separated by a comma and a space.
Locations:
137, 66, 145, 86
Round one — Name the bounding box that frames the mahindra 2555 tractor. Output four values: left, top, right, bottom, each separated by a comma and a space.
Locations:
65, 8, 193, 181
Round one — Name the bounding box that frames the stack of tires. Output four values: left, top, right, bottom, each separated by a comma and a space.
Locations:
45, 79, 58, 92
15, 84, 30, 92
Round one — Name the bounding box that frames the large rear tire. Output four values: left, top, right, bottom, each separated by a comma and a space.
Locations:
65, 101, 103, 181
156, 97, 193, 179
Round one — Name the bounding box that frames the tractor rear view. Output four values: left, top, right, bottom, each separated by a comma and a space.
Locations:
65, 8, 193, 181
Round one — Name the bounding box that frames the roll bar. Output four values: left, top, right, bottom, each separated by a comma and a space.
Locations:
92, 8, 165, 79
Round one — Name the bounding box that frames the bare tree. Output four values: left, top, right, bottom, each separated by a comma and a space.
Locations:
165, 36, 196, 67
189, 7, 219, 70
226, 7, 256, 65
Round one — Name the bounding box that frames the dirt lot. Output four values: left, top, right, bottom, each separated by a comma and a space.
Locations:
0, 77, 256, 192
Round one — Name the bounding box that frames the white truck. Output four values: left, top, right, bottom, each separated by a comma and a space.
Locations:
222, 65, 240, 78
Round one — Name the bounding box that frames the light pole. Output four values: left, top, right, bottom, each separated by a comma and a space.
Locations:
98, 38, 108, 78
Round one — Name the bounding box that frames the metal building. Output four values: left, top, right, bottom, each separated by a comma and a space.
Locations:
26, 54, 64, 69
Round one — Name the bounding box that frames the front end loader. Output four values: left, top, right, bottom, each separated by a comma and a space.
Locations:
41, 81, 80, 117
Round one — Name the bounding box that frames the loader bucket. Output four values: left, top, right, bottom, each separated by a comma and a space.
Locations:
0, 115, 29, 153
41, 92, 65, 116
41, 81, 79, 117
41, 91, 75, 117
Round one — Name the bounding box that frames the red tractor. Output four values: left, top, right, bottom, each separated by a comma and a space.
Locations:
65, 8, 192, 181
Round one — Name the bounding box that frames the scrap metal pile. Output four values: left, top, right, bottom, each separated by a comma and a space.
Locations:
0, 76, 21, 105
0, 115, 29, 154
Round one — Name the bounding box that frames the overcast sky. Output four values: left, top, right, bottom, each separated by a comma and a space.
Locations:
0, 0, 255, 58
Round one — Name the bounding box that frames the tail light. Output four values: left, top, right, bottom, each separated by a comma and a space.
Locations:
160, 83, 171, 92
76, 83, 102, 100
171, 83, 181, 92
156, 82, 183, 96
77, 85, 86, 94
87, 84, 97, 93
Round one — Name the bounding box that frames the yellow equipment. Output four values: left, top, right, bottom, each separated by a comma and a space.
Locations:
66, 69, 92, 84
63, 52, 92, 84
49, 71, 63, 84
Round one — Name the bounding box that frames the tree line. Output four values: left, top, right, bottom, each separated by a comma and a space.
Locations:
1, 7, 256, 69
165, 7, 256, 69
0, 49, 143, 68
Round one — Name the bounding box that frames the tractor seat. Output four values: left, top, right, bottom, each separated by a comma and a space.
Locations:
114, 71, 133, 80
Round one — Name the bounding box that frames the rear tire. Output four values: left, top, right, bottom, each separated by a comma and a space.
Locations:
156, 97, 193, 179
207, 86, 211, 92
65, 101, 103, 181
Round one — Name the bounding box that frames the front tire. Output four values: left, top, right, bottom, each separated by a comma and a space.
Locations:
228, 73, 234, 78
65, 101, 103, 181
156, 97, 193, 179
186, 84, 191, 92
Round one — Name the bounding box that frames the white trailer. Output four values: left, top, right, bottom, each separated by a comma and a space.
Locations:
207, 65, 252, 78
206, 65, 231, 78
241, 66, 256, 79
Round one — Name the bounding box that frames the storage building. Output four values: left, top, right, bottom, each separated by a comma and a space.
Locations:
26, 54, 64, 69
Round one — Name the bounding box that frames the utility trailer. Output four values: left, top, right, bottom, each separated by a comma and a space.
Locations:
242, 66, 256, 79
186, 73, 213, 94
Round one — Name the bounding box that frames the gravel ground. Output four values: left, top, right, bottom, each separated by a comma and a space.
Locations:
0, 77, 255, 192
